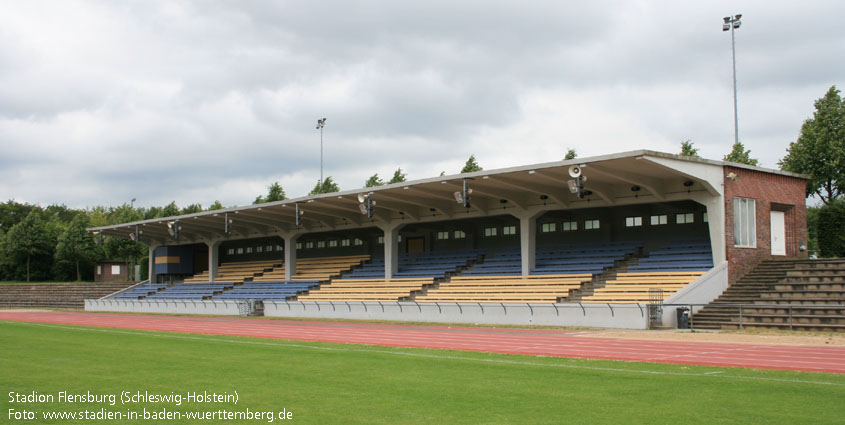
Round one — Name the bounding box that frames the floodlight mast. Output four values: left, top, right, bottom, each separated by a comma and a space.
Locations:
316, 118, 327, 184
723, 14, 742, 145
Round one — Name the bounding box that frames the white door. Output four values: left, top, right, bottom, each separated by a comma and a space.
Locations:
770, 211, 786, 256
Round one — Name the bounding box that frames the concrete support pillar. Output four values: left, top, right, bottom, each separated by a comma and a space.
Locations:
206, 240, 220, 283
380, 222, 404, 279
148, 245, 157, 283
694, 194, 727, 265
283, 234, 300, 281
515, 209, 545, 277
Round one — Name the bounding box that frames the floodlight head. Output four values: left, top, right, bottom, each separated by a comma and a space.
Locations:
568, 165, 582, 178
735, 14, 741, 20
723, 16, 731, 23
733, 20, 741, 29
359, 204, 368, 215
454, 191, 464, 204
683, 180, 695, 187
129, 233, 136, 241
357, 193, 366, 203
722, 23, 730, 31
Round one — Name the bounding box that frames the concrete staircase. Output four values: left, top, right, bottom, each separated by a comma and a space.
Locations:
692, 259, 845, 331
565, 257, 640, 302
0, 282, 137, 309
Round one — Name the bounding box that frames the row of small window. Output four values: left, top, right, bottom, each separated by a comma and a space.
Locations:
541, 220, 600, 232
226, 238, 365, 255
227, 245, 283, 255
298, 238, 364, 250
537, 213, 706, 233
435, 230, 468, 240
624, 213, 707, 228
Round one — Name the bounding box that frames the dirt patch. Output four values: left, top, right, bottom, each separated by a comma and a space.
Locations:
579, 328, 845, 347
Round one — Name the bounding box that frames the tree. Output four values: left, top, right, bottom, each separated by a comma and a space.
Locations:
461, 155, 482, 173
207, 200, 224, 211
723, 141, 759, 166
181, 203, 203, 214
160, 202, 180, 218
564, 149, 578, 160
817, 199, 845, 257
679, 140, 700, 158
388, 168, 407, 184
364, 173, 384, 188
104, 237, 146, 281
806, 205, 820, 253
55, 215, 101, 281
254, 182, 287, 204
309, 177, 340, 195
4, 212, 52, 282
439, 171, 446, 177
779, 85, 845, 204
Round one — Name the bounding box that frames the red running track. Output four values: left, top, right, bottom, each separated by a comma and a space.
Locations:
2, 310, 844, 374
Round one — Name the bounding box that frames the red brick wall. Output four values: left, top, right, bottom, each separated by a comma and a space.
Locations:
723, 166, 808, 283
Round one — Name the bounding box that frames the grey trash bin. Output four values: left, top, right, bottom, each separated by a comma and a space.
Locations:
676, 307, 690, 329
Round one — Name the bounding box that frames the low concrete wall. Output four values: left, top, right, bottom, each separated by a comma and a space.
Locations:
85, 298, 243, 316
264, 301, 649, 329
660, 262, 729, 327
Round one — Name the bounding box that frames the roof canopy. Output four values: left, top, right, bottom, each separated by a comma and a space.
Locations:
89, 150, 805, 245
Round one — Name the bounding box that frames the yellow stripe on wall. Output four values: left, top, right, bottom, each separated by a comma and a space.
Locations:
154, 256, 181, 264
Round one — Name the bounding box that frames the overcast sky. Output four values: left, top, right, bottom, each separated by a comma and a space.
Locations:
1, 1, 842, 210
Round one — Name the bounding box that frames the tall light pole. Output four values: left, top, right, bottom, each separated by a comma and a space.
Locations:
316, 118, 327, 184
723, 14, 742, 145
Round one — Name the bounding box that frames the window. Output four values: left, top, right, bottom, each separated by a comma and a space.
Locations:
733, 198, 756, 247
305, 242, 314, 249
111, 265, 121, 275
436, 231, 449, 240
329, 240, 338, 248
354, 238, 363, 246
584, 219, 600, 230
377, 236, 384, 244
227, 248, 235, 255
236, 248, 244, 254
317, 241, 326, 248
266, 245, 273, 252
503, 226, 516, 235
484, 227, 498, 237
562, 220, 578, 231
341, 239, 350, 247
296, 243, 302, 250
246, 247, 253, 254
676, 213, 695, 224
276, 245, 283, 251
625, 217, 643, 227
398, 235, 403, 242
703, 212, 709, 223
97, 265, 102, 275
454, 230, 466, 239
541, 223, 557, 233
256, 246, 264, 253
650, 215, 668, 226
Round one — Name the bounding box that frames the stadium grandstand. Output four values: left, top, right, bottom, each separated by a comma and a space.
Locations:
87, 150, 824, 330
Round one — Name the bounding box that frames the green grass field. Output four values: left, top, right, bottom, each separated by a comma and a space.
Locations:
1, 321, 843, 424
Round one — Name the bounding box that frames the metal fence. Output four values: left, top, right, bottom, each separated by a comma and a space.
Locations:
661, 303, 844, 330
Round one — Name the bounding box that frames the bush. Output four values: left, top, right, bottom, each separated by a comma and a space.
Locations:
817, 200, 845, 257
